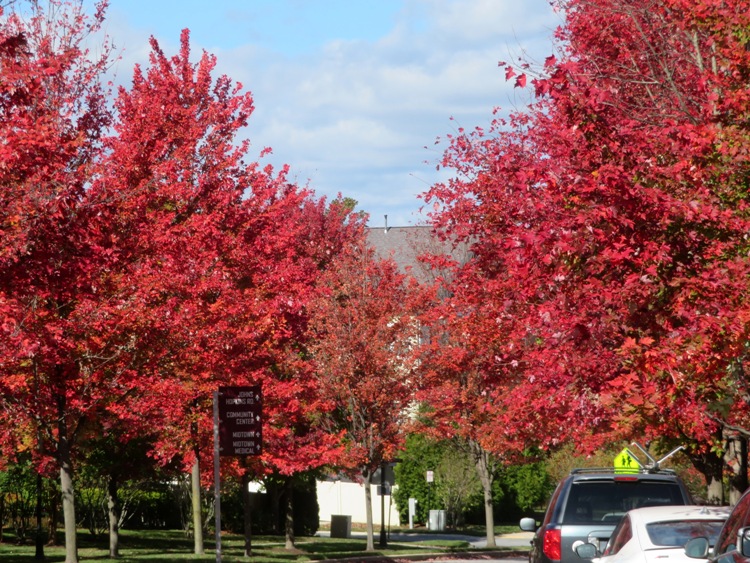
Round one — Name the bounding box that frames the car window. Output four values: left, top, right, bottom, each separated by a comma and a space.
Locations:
605, 515, 633, 555
563, 482, 686, 524
646, 520, 726, 547
716, 492, 750, 556
741, 529, 750, 556
543, 481, 564, 528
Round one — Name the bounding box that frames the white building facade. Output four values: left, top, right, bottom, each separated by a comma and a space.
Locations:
316, 477, 401, 526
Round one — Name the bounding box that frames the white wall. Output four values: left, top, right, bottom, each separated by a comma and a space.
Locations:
317, 479, 400, 526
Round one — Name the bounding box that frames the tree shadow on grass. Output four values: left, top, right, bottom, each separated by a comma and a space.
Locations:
0, 531, 461, 563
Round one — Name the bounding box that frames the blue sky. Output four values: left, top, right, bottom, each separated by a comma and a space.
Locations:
100, 0, 559, 226
108, 1, 404, 55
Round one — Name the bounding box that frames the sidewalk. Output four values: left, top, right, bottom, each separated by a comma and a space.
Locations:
317, 529, 534, 549
314, 530, 533, 563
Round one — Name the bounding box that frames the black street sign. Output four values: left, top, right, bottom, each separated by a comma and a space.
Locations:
217, 386, 262, 456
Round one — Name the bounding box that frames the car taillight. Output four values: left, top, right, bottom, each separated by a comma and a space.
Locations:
613, 475, 639, 482
543, 528, 562, 561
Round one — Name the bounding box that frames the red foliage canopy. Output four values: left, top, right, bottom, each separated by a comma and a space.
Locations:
307, 238, 419, 477
422, 0, 750, 454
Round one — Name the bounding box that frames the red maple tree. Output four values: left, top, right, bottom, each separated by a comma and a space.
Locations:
0, 2, 361, 559
96, 29, 364, 552
307, 235, 418, 551
0, 3, 117, 561
422, 0, 750, 501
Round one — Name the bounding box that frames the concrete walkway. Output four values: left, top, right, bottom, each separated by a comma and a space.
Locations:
316, 529, 534, 549
314, 530, 533, 563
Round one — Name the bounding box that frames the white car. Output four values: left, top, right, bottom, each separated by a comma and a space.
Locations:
573, 505, 731, 563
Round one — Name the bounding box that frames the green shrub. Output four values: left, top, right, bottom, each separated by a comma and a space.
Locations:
221, 474, 319, 536
0, 461, 38, 543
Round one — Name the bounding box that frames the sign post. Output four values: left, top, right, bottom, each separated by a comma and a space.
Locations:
213, 392, 221, 562
213, 386, 262, 562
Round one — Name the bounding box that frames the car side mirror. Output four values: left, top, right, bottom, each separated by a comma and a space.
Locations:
740, 528, 750, 557
684, 537, 710, 559
573, 540, 600, 559
520, 517, 537, 532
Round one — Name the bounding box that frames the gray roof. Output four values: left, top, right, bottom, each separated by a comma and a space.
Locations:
366, 225, 465, 283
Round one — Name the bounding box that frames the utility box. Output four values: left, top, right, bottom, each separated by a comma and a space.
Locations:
428, 509, 446, 532
330, 514, 352, 538
408, 498, 418, 529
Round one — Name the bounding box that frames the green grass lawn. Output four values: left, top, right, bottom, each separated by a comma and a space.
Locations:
0, 527, 527, 563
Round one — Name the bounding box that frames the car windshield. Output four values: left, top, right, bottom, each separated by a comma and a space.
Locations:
646, 520, 726, 547
562, 482, 685, 524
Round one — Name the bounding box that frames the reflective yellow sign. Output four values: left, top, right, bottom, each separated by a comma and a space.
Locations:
614, 448, 641, 473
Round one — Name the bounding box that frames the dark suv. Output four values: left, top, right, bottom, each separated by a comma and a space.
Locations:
520, 467, 693, 563
685, 486, 750, 563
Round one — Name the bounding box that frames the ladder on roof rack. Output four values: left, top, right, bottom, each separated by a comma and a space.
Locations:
630, 442, 684, 473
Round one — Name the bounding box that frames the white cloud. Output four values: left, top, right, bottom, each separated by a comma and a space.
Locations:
101, 0, 559, 226
427, 0, 556, 43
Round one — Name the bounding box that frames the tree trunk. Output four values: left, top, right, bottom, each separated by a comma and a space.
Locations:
728, 436, 748, 505
472, 443, 496, 548
107, 473, 120, 558
242, 471, 252, 557
706, 471, 724, 504
364, 471, 375, 551
268, 480, 280, 534
284, 477, 295, 549
35, 471, 44, 560
689, 446, 724, 505
58, 417, 78, 563
46, 481, 61, 546
191, 459, 204, 555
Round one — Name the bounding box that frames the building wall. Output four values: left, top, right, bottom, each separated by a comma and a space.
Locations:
317, 479, 401, 526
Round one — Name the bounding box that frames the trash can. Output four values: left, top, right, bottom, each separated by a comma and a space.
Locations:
428, 509, 446, 531
330, 514, 352, 538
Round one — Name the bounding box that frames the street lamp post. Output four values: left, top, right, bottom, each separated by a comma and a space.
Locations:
379, 462, 387, 548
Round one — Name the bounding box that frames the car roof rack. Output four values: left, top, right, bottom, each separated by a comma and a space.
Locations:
570, 443, 685, 475
570, 467, 677, 475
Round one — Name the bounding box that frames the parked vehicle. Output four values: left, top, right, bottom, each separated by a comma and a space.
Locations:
574, 505, 730, 563
685, 487, 750, 563
520, 446, 692, 563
